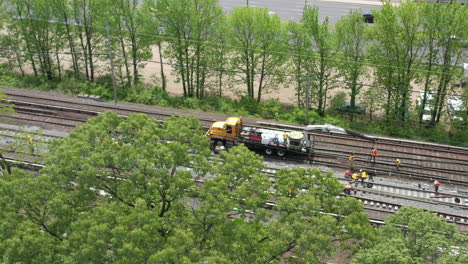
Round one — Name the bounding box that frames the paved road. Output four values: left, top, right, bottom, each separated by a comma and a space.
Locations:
219, 0, 399, 24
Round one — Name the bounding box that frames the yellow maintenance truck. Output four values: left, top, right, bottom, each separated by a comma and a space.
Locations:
206, 117, 312, 157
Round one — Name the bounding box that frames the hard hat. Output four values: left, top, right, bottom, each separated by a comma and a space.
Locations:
360, 169, 362, 172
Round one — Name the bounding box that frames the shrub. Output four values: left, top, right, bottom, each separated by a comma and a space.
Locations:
126, 86, 170, 106
238, 96, 260, 115
56, 77, 85, 95
322, 116, 347, 127
261, 99, 282, 119
328, 92, 347, 113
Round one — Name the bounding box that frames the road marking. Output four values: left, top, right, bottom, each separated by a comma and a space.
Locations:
316, 0, 400, 6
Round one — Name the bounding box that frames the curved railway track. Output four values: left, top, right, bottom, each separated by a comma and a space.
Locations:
1, 88, 467, 186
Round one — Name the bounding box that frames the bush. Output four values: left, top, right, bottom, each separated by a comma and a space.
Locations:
126, 86, 170, 106
0, 69, 20, 87
56, 77, 85, 95
261, 99, 282, 119
238, 96, 260, 115
322, 116, 347, 127
328, 92, 347, 113
86, 82, 113, 100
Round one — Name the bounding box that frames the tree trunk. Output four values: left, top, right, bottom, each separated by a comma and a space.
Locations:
257, 51, 267, 103
118, 26, 131, 86
131, 33, 139, 84
157, 43, 166, 91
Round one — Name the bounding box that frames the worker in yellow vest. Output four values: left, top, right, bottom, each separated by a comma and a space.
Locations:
352, 172, 359, 182
28, 137, 34, 154
395, 158, 401, 170
283, 133, 289, 147
360, 170, 367, 184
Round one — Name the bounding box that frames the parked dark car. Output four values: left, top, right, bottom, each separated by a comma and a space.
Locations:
336, 103, 367, 115
363, 13, 374, 23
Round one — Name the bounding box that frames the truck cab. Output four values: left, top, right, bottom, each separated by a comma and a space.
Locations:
206, 117, 243, 141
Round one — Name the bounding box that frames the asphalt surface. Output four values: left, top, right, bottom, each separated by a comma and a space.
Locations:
219, 0, 400, 24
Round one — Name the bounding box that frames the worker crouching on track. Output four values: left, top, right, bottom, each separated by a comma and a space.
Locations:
344, 169, 351, 179
344, 185, 353, 195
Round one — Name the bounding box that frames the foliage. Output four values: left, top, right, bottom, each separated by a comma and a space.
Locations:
286, 20, 312, 108
149, 0, 224, 98
328, 91, 347, 113
335, 10, 367, 121
301, 6, 337, 116
0, 0, 466, 145
0, 112, 381, 263
229, 6, 288, 102
353, 207, 466, 264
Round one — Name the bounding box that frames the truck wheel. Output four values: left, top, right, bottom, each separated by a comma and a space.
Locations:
265, 148, 273, 155
277, 150, 286, 157
216, 140, 224, 147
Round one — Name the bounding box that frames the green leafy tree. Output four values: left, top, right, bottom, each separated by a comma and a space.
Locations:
141, 0, 167, 91
229, 6, 288, 102
6, 0, 61, 79
335, 9, 367, 121
428, 1, 466, 125
353, 206, 465, 264
0, 32, 26, 76
0, 112, 212, 263
287, 21, 313, 107
266, 168, 376, 262
51, 0, 81, 78
0, 170, 73, 262
190, 145, 272, 254
0, 112, 379, 263
370, 1, 423, 122
416, 1, 442, 124
153, 0, 224, 98
302, 6, 337, 116
110, 0, 152, 86
43, 112, 211, 218
206, 15, 233, 97
359, 85, 385, 122
70, 0, 108, 81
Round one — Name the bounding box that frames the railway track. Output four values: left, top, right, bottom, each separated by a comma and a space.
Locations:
1, 89, 467, 184
2, 151, 467, 233
2, 124, 468, 234
3, 88, 468, 184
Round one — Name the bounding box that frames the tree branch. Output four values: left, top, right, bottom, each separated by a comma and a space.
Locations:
264, 240, 296, 263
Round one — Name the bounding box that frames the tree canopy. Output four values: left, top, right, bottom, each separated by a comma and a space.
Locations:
352, 206, 468, 264
0, 111, 381, 263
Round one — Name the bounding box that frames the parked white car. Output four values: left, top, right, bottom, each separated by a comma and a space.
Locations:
417, 92, 465, 122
